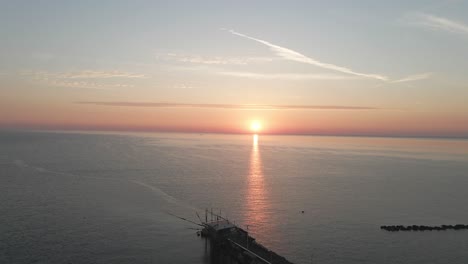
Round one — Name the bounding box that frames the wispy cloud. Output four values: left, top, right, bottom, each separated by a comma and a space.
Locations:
158, 53, 275, 65
63, 70, 145, 79
25, 70, 145, 79
392, 72, 432, 83
406, 12, 468, 35
219, 71, 359, 80
49, 80, 133, 90
173, 83, 194, 89
76, 101, 378, 110
22, 70, 139, 90
226, 29, 388, 81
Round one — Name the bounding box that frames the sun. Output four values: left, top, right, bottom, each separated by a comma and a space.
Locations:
250, 121, 262, 133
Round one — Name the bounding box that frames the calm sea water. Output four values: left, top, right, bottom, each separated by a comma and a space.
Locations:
1, 130, 468, 264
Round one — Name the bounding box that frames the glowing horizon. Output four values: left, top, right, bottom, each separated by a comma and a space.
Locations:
1, 1, 468, 138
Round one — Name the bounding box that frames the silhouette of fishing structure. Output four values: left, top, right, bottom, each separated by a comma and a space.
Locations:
169, 209, 295, 264
381, 224, 468, 232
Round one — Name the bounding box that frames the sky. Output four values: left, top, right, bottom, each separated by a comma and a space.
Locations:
1, 0, 468, 137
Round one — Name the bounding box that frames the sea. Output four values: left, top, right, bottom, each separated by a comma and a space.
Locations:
1, 130, 468, 264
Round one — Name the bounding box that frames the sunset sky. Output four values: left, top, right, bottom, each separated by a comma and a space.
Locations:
1, 0, 467, 137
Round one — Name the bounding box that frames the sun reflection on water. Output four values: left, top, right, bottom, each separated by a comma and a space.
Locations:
245, 134, 270, 234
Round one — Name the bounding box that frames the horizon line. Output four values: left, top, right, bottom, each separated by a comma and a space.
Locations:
1, 126, 467, 140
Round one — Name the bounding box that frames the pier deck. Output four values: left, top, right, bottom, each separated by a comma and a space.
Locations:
202, 219, 294, 264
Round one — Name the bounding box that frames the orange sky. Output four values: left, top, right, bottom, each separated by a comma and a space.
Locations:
2, 2, 468, 138
1, 99, 467, 137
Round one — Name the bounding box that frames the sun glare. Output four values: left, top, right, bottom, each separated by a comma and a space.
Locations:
250, 121, 262, 133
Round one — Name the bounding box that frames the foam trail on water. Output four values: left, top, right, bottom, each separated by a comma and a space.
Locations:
130, 180, 200, 212
11, 159, 201, 217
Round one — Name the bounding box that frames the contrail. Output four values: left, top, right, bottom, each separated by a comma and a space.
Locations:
227, 29, 389, 81
392, 72, 432, 83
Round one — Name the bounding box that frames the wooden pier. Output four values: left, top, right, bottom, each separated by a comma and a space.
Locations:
199, 210, 294, 264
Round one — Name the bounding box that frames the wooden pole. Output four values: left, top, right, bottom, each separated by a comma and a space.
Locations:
246, 225, 249, 249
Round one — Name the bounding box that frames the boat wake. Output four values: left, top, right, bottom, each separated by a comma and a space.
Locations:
11, 159, 197, 213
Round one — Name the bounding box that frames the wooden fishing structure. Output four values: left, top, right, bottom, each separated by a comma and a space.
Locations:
171, 209, 295, 264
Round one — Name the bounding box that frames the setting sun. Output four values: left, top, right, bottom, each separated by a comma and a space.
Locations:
250, 121, 262, 133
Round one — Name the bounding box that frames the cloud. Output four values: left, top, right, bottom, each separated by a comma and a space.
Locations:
219, 71, 359, 80
29, 70, 146, 79
76, 101, 378, 110
392, 72, 432, 83
158, 53, 275, 65
61, 70, 145, 79
407, 12, 468, 35
49, 80, 133, 90
22, 70, 139, 90
173, 83, 194, 89
226, 29, 388, 81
